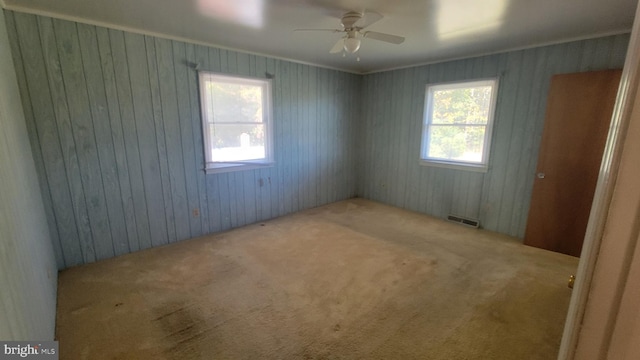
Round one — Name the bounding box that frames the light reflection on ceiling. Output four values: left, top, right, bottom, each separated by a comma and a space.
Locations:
198, 0, 265, 28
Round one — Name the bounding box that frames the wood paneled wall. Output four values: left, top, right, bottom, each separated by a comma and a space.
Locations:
0, 9, 57, 340
6, 11, 360, 269
358, 34, 629, 237
4, 9, 631, 268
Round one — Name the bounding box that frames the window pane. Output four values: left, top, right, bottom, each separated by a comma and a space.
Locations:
428, 125, 486, 162
205, 80, 263, 123
209, 123, 266, 162
432, 85, 492, 125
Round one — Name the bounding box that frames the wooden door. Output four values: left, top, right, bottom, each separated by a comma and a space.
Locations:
524, 70, 621, 257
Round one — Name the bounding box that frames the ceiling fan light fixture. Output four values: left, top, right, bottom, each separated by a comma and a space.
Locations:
294, 10, 404, 57
344, 37, 361, 53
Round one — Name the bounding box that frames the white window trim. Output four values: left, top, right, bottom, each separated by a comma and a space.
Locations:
198, 72, 274, 174
420, 78, 499, 173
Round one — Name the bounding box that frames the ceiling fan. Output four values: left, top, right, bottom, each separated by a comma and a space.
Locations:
294, 11, 405, 55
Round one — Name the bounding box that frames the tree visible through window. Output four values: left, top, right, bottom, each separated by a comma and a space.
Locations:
421, 79, 498, 171
199, 72, 273, 173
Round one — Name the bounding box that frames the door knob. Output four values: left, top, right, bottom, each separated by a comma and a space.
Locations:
537, 172, 545, 179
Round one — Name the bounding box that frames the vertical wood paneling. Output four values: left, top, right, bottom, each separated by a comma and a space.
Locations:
290, 63, 300, 212
39, 16, 97, 264
300, 64, 309, 209
498, 49, 536, 228
0, 8, 57, 340
5, 12, 65, 269
145, 35, 175, 245
281, 61, 293, 214
124, 33, 167, 249
9, 11, 628, 267
154, 37, 189, 242
402, 67, 420, 211
77, 23, 126, 260
53, 18, 112, 263
109, 29, 149, 254
360, 34, 629, 237
393, 69, 409, 208
13, 13, 83, 267
329, 70, 337, 203
9, 11, 360, 268
508, 47, 547, 235
317, 67, 327, 206
96, 27, 137, 257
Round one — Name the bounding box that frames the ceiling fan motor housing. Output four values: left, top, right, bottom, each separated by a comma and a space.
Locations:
341, 11, 362, 30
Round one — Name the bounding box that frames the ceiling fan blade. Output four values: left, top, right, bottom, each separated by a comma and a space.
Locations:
329, 38, 345, 53
364, 31, 405, 44
294, 28, 341, 32
356, 10, 383, 29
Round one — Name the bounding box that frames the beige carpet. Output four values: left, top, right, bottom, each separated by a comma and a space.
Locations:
56, 198, 578, 359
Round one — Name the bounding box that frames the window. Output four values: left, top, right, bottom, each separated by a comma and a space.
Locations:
420, 79, 498, 172
199, 72, 273, 173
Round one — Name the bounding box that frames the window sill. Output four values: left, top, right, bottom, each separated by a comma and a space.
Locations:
419, 159, 488, 173
205, 162, 274, 174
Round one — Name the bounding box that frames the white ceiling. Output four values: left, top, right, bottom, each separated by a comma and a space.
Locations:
2, 0, 638, 73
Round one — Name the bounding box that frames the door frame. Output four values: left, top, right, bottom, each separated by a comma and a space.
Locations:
558, 1, 640, 359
